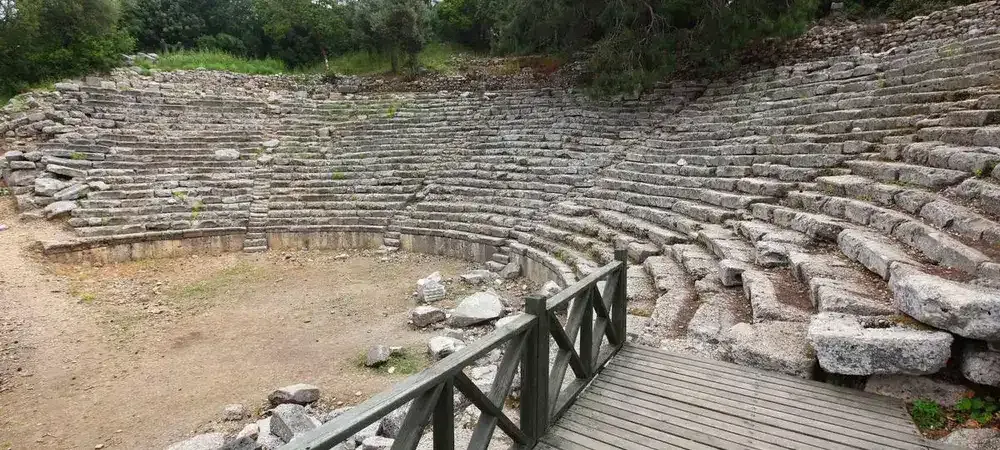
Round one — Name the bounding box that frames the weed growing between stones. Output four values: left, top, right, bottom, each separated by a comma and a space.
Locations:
911, 399, 947, 430
954, 396, 999, 426
910, 395, 1000, 436
70, 152, 87, 161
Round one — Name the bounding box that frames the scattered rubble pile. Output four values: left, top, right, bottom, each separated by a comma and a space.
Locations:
2, 1, 1000, 446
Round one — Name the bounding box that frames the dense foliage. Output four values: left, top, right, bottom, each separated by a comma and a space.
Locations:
0, 0, 132, 97
0, 0, 985, 101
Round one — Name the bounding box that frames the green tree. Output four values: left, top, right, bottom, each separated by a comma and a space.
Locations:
433, 0, 491, 49
253, 0, 350, 68
1, 0, 133, 97
352, 0, 430, 73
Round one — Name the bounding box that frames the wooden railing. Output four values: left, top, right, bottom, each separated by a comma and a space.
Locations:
285, 249, 628, 450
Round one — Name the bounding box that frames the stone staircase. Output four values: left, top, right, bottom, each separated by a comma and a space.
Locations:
243, 164, 272, 253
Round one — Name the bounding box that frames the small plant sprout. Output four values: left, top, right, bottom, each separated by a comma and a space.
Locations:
190, 200, 205, 221
70, 152, 87, 160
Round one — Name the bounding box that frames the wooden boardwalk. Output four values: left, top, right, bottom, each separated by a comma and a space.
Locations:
538, 344, 948, 450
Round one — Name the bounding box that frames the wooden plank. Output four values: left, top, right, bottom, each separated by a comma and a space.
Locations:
598, 368, 932, 450
542, 424, 625, 450
559, 410, 691, 450
584, 384, 845, 450
624, 345, 904, 408
606, 363, 925, 446
292, 314, 535, 450
566, 403, 731, 450
617, 350, 915, 427
545, 260, 622, 311
623, 345, 904, 411
552, 419, 651, 450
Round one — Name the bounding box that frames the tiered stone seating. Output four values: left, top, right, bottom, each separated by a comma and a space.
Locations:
5, 16, 1000, 387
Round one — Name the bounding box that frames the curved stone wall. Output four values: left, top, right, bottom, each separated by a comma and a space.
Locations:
3, 16, 1000, 387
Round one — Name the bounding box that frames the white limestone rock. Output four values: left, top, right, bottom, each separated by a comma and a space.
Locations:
270, 403, 317, 443
449, 291, 504, 327
379, 402, 410, 438
942, 428, 1000, 450
890, 264, 1000, 341
428, 336, 464, 360
53, 182, 89, 201
214, 149, 241, 160
166, 433, 226, 450
961, 341, 1000, 387
43, 200, 77, 219
365, 345, 393, 367
33, 177, 66, 197
268, 383, 321, 406
360, 436, 394, 450
721, 321, 815, 379
807, 313, 953, 375
499, 260, 521, 280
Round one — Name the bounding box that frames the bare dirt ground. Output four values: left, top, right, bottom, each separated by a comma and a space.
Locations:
0, 197, 532, 449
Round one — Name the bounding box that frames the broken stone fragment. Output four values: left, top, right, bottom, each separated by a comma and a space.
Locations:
499, 260, 521, 279
52, 182, 89, 201
449, 291, 504, 327
409, 305, 446, 328
428, 336, 464, 360
365, 345, 393, 367
460, 269, 493, 284
268, 383, 321, 406
43, 200, 77, 219
34, 177, 67, 197
165, 432, 225, 450
270, 403, 317, 443
416, 271, 446, 303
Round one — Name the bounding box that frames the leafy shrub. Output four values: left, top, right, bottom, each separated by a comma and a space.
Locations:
954, 396, 998, 426
910, 399, 947, 430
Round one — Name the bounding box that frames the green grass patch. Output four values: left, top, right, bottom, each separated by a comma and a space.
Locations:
357, 347, 429, 376
910, 399, 946, 430
170, 262, 264, 301
955, 396, 998, 426
324, 42, 471, 76
138, 50, 287, 75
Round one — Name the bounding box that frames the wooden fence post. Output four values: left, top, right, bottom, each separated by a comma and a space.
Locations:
613, 249, 628, 345
520, 294, 549, 447
433, 379, 454, 450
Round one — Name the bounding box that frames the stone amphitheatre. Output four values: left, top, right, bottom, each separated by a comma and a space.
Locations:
2, 1, 1000, 449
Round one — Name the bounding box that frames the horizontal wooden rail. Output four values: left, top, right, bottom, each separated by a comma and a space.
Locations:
284, 249, 628, 450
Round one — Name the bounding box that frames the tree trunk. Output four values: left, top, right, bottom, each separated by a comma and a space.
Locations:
390, 46, 400, 74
